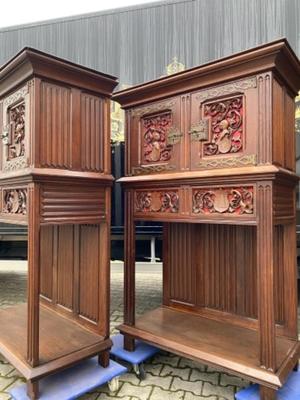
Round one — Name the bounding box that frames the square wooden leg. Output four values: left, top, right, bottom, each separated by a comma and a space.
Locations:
124, 334, 135, 352
27, 380, 39, 400
260, 386, 277, 400
98, 350, 110, 368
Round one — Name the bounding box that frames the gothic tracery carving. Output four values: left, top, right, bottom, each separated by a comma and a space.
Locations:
192, 187, 254, 215
143, 112, 173, 163
2, 189, 27, 215
135, 191, 179, 213
203, 96, 243, 156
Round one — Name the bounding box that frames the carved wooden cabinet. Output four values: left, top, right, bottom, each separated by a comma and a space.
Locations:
0, 48, 117, 399
113, 39, 300, 400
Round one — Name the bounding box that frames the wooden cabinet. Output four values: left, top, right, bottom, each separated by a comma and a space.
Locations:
0, 48, 117, 399
113, 39, 300, 400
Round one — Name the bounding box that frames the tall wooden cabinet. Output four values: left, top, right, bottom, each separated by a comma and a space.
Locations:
0, 48, 117, 399
113, 39, 300, 399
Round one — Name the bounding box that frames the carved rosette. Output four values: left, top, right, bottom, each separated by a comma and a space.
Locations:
2, 189, 27, 215
202, 96, 243, 156
135, 191, 179, 213
192, 187, 254, 215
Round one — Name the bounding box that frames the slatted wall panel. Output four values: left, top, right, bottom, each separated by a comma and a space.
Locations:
40, 82, 72, 168
165, 223, 287, 325
56, 225, 74, 310
79, 225, 100, 323
39, 224, 103, 329
40, 226, 54, 300
168, 223, 195, 306
81, 94, 104, 172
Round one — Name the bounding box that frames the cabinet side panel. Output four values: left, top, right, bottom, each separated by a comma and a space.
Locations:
200, 224, 257, 318
284, 92, 296, 171
40, 226, 54, 301
80, 94, 104, 172
168, 223, 196, 306
40, 82, 72, 169
274, 225, 284, 324
272, 79, 285, 167
79, 224, 99, 324
165, 224, 260, 321
56, 225, 74, 310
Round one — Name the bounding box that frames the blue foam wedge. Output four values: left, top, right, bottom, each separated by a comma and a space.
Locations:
110, 333, 159, 364
236, 369, 300, 400
10, 358, 127, 400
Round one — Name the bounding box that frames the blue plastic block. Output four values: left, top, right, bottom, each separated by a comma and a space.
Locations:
110, 333, 159, 364
235, 369, 300, 400
10, 358, 127, 400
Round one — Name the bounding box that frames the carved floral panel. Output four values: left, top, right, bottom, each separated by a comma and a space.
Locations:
135, 190, 179, 213
2, 189, 27, 215
192, 187, 254, 215
203, 96, 243, 156
142, 112, 173, 163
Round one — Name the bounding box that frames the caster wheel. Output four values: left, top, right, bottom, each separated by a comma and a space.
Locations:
108, 377, 119, 393
133, 363, 146, 380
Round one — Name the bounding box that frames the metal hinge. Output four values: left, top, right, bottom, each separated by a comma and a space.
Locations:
167, 126, 183, 145
189, 119, 209, 141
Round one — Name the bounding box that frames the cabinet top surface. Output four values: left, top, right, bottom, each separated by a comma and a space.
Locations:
112, 38, 300, 108
0, 47, 118, 97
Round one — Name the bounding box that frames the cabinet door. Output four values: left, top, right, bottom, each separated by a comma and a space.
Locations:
127, 97, 183, 175
189, 77, 258, 170
1, 83, 31, 172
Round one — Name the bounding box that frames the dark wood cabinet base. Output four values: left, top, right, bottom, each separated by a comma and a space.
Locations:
119, 307, 300, 391
260, 386, 277, 400
27, 380, 39, 400
0, 303, 112, 394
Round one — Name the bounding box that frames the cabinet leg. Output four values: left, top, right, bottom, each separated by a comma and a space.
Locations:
27, 380, 39, 400
124, 334, 135, 352
260, 386, 277, 400
98, 350, 110, 368
293, 360, 299, 371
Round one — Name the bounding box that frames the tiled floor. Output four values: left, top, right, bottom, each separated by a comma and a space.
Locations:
0, 261, 271, 399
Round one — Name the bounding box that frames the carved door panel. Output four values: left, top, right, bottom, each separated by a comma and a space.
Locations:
0, 83, 31, 172
189, 77, 258, 170
128, 97, 182, 175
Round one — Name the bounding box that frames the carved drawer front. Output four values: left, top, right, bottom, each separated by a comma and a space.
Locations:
1, 83, 31, 172
190, 77, 258, 170
134, 189, 179, 216
0, 187, 28, 223
191, 185, 255, 218
128, 97, 182, 176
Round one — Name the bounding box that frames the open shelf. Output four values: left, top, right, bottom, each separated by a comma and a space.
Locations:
0, 303, 111, 380
119, 306, 299, 388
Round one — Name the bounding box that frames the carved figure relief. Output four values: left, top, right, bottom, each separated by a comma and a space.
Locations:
4, 102, 26, 160
2, 189, 27, 215
143, 112, 174, 163
193, 187, 253, 215
135, 191, 179, 213
202, 96, 243, 156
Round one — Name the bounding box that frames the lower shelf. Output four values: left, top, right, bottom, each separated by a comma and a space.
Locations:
0, 303, 111, 380
118, 306, 300, 389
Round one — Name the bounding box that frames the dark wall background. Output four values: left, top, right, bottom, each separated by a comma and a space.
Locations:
0, 0, 299, 88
